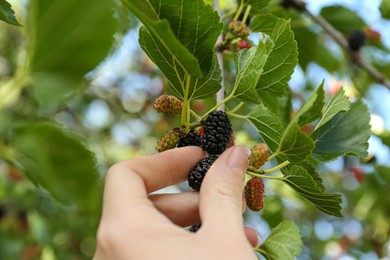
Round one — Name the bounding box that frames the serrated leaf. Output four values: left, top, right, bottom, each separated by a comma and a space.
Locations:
312, 100, 371, 162
320, 5, 366, 33
133, 0, 223, 99
233, 35, 274, 103
28, 0, 117, 105
250, 13, 278, 35
244, 0, 271, 14
314, 88, 350, 131
0, 0, 21, 26
139, 27, 222, 100
282, 165, 343, 217
248, 105, 284, 152
254, 18, 298, 95
122, 0, 203, 77
296, 160, 326, 192
259, 221, 302, 260
12, 121, 99, 208
279, 122, 314, 163
295, 81, 325, 126
380, 0, 390, 19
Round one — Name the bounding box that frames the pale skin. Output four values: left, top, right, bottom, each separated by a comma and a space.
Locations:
94, 146, 259, 260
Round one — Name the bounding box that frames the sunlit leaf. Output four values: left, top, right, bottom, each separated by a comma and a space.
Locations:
254, 18, 298, 95
248, 105, 284, 153
314, 88, 350, 131
279, 122, 314, 163
282, 165, 343, 217
295, 81, 325, 126
259, 220, 302, 260
233, 35, 274, 103
312, 100, 370, 162
121, 0, 202, 77
0, 0, 21, 26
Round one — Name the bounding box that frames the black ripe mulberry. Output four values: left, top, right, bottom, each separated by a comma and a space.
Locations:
348, 30, 366, 51
177, 130, 202, 148
189, 223, 201, 232
188, 156, 218, 191
202, 111, 232, 155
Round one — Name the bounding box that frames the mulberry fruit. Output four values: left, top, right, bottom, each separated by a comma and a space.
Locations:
244, 177, 265, 212
155, 128, 183, 153
202, 111, 233, 155
348, 30, 366, 51
177, 130, 202, 148
189, 223, 201, 232
188, 156, 218, 191
228, 21, 249, 39
153, 95, 182, 114
249, 143, 269, 169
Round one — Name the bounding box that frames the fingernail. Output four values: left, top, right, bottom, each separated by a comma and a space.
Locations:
227, 146, 251, 169
255, 233, 261, 248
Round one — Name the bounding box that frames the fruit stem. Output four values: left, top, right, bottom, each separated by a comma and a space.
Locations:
200, 94, 234, 121
233, 0, 244, 21
226, 111, 247, 120
263, 160, 290, 174
190, 109, 200, 120
242, 5, 251, 25
267, 150, 280, 161
228, 102, 245, 113
181, 75, 191, 131
246, 171, 285, 181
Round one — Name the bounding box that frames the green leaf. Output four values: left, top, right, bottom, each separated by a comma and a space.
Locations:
295, 81, 325, 126
139, 27, 222, 100
189, 55, 222, 100
259, 220, 302, 260
121, 0, 202, 77
312, 100, 371, 162
292, 160, 326, 192
12, 121, 99, 208
250, 13, 278, 35
380, 0, 390, 19
244, 0, 271, 14
0, 0, 21, 26
28, 0, 117, 105
254, 18, 298, 95
320, 5, 366, 33
248, 105, 284, 152
233, 35, 274, 103
282, 165, 343, 217
133, 0, 223, 99
374, 130, 390, 147
279, 121, 314, 163
314, 88, 350, 131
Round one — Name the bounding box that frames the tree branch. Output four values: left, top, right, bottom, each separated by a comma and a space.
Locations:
213, 0, 225, 111
292, 0, 390, 91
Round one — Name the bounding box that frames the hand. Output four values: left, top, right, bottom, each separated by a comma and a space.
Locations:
94, 146, 259, 260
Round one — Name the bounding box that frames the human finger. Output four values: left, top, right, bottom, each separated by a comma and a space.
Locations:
149, 192, 200, 227
199, 146, 250, 233
102, 147, 204, 222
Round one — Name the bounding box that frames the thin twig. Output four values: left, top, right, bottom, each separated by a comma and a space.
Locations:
292, 0, 390, 91
213, 0, 225, 111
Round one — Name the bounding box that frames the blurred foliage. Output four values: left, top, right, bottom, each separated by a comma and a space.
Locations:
0, 0, 389, 259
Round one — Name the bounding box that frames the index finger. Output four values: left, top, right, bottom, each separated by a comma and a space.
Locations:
102, 147, 205, 218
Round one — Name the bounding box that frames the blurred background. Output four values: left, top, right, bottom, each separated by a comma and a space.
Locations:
0, 0, 389, 259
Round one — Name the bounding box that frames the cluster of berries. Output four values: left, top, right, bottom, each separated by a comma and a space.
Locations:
153, 95, 269, 231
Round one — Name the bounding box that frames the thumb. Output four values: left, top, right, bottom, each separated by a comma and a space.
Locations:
199, 146, 250, 233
